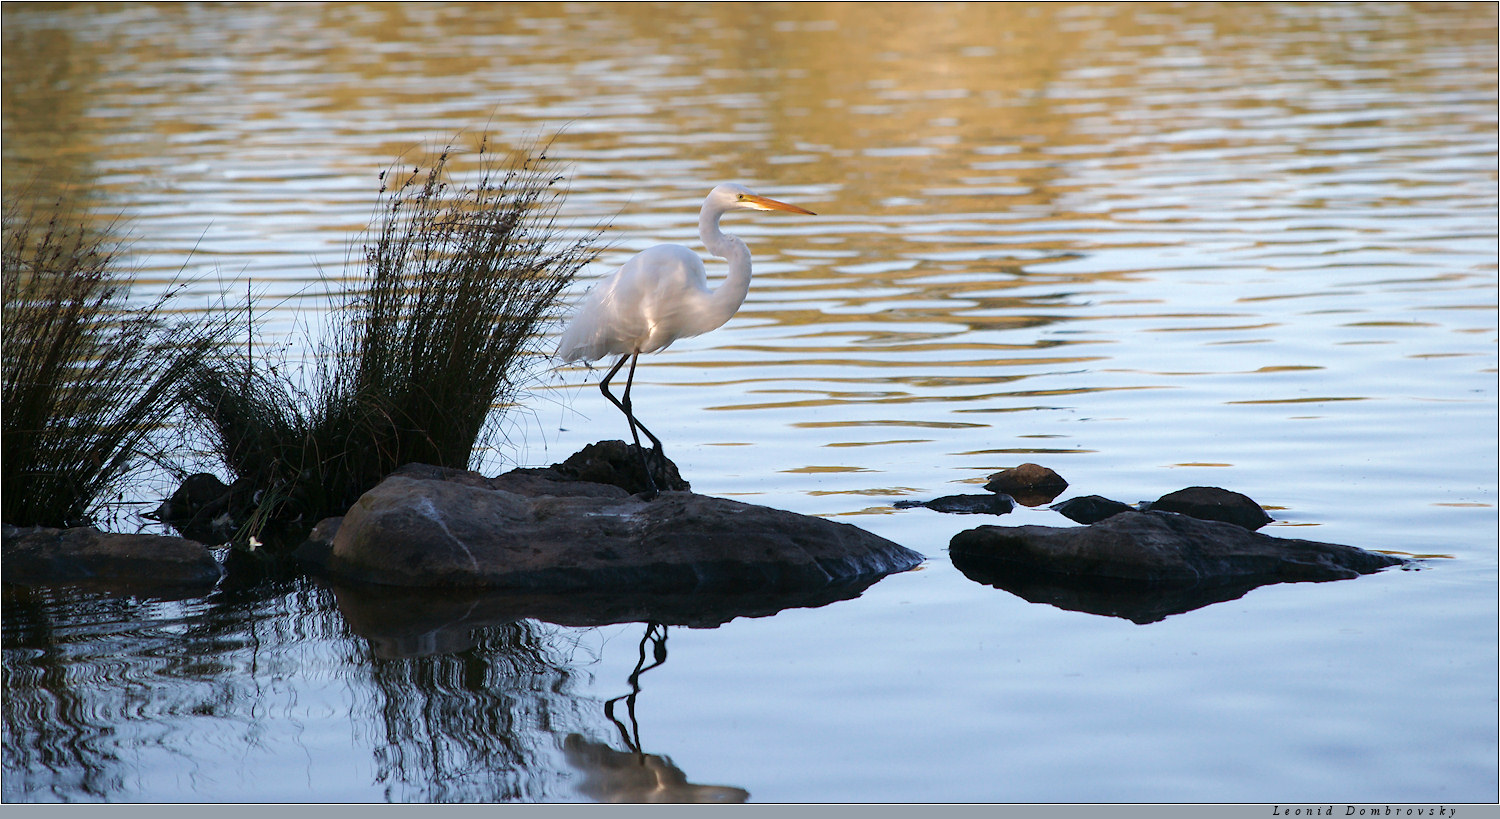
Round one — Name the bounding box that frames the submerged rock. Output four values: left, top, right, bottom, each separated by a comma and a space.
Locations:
1051, 495, 1136, 525
983, 463, 1068, 505
894, 493, 1016, 516
949, 510, 1407, 623
299, 446, 923, 591
1147, 486, 1273, 531
2, 524, 222, 596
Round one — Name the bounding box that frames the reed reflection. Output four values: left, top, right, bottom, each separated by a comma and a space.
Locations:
2, 588, 129, 800
359, 622, 588, 802
1, 579, 336, 802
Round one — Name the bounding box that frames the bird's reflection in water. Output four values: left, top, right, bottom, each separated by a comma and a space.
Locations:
604, 622, 669, 755
564, 622, 749, 804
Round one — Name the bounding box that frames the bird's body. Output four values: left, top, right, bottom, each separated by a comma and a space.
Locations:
555, 242, 731, 363
556, 183, 814, 496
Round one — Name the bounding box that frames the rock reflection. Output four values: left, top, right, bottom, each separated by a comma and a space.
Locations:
951, 554, 1271, 625
563, 734, 748, 804
328, 576, 887, 658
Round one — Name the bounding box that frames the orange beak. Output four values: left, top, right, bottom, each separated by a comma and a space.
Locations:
741, 194, 816, 216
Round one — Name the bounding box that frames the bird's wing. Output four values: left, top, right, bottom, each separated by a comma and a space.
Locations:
555, 244, 710, 362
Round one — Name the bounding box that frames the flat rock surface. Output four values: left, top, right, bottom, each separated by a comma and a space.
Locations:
2, 524, 222, 596
949, 511, 1409, 623
950, 510, 1405, 586
302, 464, 923, 591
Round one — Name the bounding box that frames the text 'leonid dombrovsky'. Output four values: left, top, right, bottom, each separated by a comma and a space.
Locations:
1271, 808, 1458, 817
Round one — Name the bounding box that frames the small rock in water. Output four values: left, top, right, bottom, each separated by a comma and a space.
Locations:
984, 463, 1068, 505
1147, 486, 1272, 531
1051, 495, 1136, 524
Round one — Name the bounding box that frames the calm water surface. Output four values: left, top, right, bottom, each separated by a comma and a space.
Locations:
3, 2, 1496, 803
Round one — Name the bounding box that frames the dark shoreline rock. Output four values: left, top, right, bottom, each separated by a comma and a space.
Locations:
509, 439, 690, 496
949, 510, 1409, 623
2, 524, 222, 596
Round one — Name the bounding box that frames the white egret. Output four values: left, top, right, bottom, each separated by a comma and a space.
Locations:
556, 182, 816, 495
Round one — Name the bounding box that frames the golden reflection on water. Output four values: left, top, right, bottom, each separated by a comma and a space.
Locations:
2, 1, 1494, 480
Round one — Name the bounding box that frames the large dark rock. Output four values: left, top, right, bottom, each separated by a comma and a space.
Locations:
2, 524, 222, 596
299, 455, 923, 591
949, 510, 1408, 623
1147, 486, 1273, 531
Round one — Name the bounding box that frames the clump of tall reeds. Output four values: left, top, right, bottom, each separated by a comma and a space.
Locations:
1, 197, 236, 528
182, 136, 601, 544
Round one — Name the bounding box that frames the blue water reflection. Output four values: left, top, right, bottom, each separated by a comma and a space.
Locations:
2, 1, 1495, 803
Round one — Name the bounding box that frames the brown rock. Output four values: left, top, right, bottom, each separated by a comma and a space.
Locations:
305, 463, 923, 590
983, 463, 1068, 505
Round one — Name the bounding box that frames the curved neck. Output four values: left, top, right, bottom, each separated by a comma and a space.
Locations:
698, 201, 753, 328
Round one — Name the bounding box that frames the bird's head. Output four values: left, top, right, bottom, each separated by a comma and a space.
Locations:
709, 183, 816, 216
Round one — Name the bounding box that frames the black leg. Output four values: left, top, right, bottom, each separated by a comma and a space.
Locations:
599, 353, 660, 496
621, 352, 664, 454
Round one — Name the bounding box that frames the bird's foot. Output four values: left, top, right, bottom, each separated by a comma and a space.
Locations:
634, 450, 660, 499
